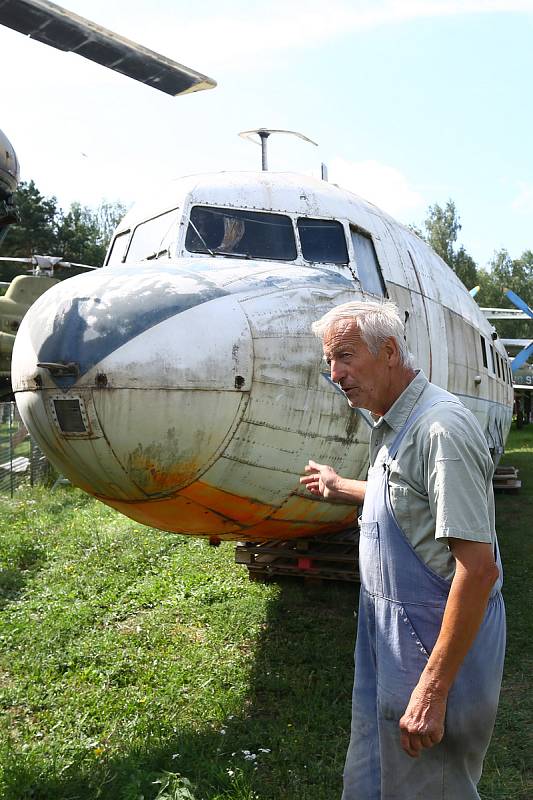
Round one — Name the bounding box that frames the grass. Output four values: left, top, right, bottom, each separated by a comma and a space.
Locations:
480, 424, 533, 800
0, 425, 531, 799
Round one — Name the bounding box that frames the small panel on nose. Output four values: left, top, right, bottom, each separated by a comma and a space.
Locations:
52, 398, 87, 434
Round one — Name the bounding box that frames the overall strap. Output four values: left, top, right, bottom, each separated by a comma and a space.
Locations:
388, 394, 462, 461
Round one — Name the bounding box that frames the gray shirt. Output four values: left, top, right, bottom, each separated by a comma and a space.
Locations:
369, 371, 496, 581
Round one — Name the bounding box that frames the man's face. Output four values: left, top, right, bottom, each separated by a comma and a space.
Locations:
323, 320, 391, 415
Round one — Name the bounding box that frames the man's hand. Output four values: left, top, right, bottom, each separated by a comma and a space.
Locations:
399, 679, 447, 758
299, 461, 366, 505
398, 539, 499, 758
300, 460, 340, 500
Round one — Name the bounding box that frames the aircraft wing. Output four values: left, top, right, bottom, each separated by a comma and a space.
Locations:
0, 0, 216, 96
481, 308, 530, 320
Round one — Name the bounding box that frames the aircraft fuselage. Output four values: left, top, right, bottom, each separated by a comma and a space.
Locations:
12, 172, 513, 540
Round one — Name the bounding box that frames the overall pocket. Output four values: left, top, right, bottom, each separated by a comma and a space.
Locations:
376, 603, 431, 720
358, 520, 384, 596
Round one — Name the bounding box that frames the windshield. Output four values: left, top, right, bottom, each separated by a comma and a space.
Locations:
185, 206, 297, 261
125, 208, 179, 263
106, 230, 130, 265
297, 217, 348, 264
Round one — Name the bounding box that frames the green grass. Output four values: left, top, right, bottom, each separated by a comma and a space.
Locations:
0, 425, 531, 799
479, 424, 533, 800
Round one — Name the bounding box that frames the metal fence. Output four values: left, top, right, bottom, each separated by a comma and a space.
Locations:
0, 402, 50, 496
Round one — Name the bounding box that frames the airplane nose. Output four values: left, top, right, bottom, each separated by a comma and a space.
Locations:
12, 267, 253, 503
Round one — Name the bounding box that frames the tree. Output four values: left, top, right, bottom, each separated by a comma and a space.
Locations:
477, 249, 533, 340
95, 200, 127, 246
423, 200, 460, 266
1, 180, 58, 260
57, 199, 128, 266
1, 180, 127, 279
452, 246, 478, 290
420, 200, 479, 289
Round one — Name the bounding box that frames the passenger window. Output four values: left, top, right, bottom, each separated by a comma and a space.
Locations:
125, 209, 179, 263
489, 345, 496, 374
185, 206, 296, 261
297, 218, 348, 264
106, 230, 130, 265
480, 336, 488, 369
350, 227, 386, 296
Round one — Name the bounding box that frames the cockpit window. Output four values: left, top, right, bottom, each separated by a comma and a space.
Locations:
106, 230, 130, 265
185, 206, 297, 261
351, 228, 386, 296
125, 208, 179, 263
297, 218, 348, 264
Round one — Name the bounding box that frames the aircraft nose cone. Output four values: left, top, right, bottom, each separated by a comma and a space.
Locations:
12, 267, 253, 500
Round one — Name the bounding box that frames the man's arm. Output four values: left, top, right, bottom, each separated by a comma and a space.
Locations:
399, 538, 499, 758
300, 460, 366, 505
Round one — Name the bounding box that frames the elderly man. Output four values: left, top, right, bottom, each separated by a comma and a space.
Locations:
300, 300, 505, 800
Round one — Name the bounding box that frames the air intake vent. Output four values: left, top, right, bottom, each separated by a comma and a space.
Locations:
53, 399, 87, 433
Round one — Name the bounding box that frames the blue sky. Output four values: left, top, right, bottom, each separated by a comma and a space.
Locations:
2, 0, 533, 269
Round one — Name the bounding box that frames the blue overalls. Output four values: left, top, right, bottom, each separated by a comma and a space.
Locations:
342, 396, 506, 800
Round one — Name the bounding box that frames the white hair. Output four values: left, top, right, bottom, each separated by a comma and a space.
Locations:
311, 300, 414, 368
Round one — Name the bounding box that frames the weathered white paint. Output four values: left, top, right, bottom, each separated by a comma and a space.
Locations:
12, 171, 513, 539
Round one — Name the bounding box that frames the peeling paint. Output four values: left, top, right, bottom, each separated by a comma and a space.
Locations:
13, 170, 513, 544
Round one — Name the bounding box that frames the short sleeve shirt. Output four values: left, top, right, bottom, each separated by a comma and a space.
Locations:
369, 371, 496, 581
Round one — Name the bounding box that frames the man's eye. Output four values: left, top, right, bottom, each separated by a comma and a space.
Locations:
324, 357, 331, 367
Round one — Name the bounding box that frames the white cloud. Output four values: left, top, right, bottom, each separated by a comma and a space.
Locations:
154, 0, 533, 71
512, 183, 533, 214
327, 157, 425, 218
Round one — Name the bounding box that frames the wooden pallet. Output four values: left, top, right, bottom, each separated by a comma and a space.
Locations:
493, 465, 521, 491
235, 529, 359, 583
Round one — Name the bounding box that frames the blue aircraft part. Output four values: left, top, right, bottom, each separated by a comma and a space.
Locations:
503, 288, 533, 371
511, 342, 533, 372
504, 288, 533, 319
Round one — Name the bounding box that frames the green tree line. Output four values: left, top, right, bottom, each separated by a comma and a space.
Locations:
0, 180, 127, 281
416, 200, 533, 341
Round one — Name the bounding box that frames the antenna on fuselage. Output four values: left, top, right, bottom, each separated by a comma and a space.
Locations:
238, 128, 318, 171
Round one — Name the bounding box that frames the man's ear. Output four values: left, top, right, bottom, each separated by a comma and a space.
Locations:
383, 336, 401, 365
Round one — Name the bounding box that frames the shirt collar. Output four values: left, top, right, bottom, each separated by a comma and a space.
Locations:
373, 370, 429, 432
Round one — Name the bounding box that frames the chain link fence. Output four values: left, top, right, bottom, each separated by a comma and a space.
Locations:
0, 402, 50, 496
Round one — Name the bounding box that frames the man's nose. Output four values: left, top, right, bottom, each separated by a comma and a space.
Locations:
330, 358, 344, 384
